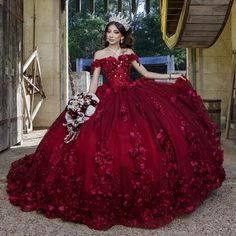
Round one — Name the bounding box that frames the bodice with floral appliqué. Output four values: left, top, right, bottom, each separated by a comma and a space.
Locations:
91, 53, 140, 88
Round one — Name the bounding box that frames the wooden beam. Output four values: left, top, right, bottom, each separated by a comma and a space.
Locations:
187, 15, 225, 24
225, 50, 236, 138
188, 5, 229, 16
23, 75, 40, 92
104, 0, 109, 14
23, 50, 37, 72
22, 48, 46, 132
132, 0, 136, 14
182, 31, 217, 37
89, 0, 95, 14
185, 23, 222, 31
32, 99, 44, 121
118, 0, 122, 12
76, 0, 81, 12
145, 0, 150, 14
191, 0, 231, 4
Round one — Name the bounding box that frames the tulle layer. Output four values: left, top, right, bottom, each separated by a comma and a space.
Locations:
7, 78, 225, 230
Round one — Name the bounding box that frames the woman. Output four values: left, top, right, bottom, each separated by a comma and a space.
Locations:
7, 13, 225, 230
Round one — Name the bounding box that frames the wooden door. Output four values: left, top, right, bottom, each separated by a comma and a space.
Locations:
0, 0, 23, 151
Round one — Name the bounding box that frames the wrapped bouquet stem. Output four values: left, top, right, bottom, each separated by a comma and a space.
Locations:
63, 92, 100, 143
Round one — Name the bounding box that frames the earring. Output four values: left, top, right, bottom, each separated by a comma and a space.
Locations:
120, 38, 123, 44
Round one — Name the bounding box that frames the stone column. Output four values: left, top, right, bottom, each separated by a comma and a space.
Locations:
23, 0, 68, 128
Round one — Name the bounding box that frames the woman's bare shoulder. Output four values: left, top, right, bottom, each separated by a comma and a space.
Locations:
122, 48, 135, 55
94, 49, 109, 59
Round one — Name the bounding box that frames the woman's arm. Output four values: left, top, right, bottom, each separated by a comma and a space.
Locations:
132, 60, 184, 80
129, 49, 183, 80
88, 52, 101, 93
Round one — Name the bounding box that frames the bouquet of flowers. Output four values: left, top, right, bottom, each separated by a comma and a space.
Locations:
63, 92, 100, 143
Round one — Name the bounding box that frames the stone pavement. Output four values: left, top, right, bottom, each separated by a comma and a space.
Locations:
0, 129, 236, 236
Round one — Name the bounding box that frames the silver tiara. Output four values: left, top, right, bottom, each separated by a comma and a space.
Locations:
109, 12, 132, 31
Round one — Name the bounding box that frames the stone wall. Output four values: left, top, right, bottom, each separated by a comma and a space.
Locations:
187, 2, 236, 116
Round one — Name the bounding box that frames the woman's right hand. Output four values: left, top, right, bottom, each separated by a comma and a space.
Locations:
170, 74, 187, 81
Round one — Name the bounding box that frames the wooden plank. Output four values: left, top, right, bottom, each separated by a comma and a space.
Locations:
15, 0, 23, 145
184, 23, 222, 31
21, 79, 32, 127
0, 1, 3, 150
182, 31, 217, 37
180, 36, 215, 42
188, 5, 229, 16
22, 48, 45, 132
0, 124, 9, 151
191, 0, 231, 5
9, 0, 15, 147
23, 75, 40, 92
177, 41, 211, 47
187, 15, 225, 24
225, 50, 236, 138
0, 0, 23, 150
0, 0, 10, 151
23, 50, 37, 72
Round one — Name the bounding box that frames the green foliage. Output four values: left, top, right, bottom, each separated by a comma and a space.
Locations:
68, 1, 106, 60
68, 0, 186, 69
69, 15, 105, 59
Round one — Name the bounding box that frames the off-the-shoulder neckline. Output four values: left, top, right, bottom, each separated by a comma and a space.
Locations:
93, 52, 137, 62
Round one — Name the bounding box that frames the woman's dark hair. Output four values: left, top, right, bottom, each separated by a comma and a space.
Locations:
103, 21, 134, 48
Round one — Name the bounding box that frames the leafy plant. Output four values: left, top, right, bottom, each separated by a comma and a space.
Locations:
68, 0, 186, 69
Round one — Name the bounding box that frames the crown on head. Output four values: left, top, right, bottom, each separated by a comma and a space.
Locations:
109, 12, 132, 31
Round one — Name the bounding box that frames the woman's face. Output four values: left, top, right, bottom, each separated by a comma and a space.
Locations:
106, 24, 124, 46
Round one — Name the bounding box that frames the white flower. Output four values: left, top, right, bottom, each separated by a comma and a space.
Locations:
75, 118, 84, 124
87, 92, 100, 102
65, 113, 73, 124
83, 117, 90, 121
85, 105, 96, 116
77, 111, 85, 119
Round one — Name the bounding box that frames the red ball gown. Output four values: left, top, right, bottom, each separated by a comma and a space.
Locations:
7, 53, 225, 230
